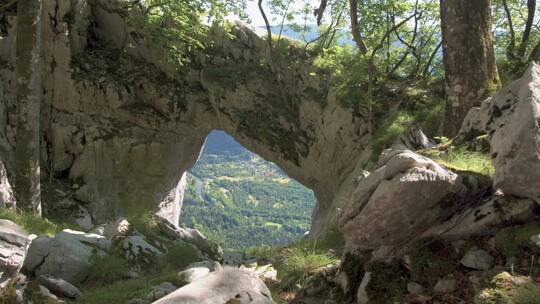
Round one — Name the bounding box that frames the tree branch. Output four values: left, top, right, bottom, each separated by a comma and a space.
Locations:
517, 0, 536, 58
348, 0, 368, 54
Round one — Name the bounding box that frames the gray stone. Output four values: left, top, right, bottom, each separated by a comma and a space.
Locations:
460, 248, 493, 270
407, 282, 425, 295
121, 235, 164, 263
38, 275, 81, 298
340, 149, 465, 251
460, 63, 540, 199
152, 268, 275, 304
530, 234, 540, 247
433, 277, 457, 294
23, 230, 109, 284
38, 285, 60, 302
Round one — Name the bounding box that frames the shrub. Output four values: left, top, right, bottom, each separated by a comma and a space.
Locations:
77, 271, 184, 304
0, 278, 18, 304
495, 223, 540, 258
158, 243, 201, 271
477, 272, 540, 304
409, 238, 457, 286
365, 261, 409, 303
82, 253, 129, 286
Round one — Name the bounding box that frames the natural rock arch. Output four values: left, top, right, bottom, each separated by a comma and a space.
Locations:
0, 0, 370, 234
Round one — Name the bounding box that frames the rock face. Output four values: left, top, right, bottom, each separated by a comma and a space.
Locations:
152, 268, 275, 304
340, 149, 465, 251
0, 0, 369, 232
23, 230, 110, 284
460, 63, 540, 199
0, 220, 28, 281
0, 161, 15, 208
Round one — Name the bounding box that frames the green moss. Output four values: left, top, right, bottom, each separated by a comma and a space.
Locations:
0, 208, 79, 236
365, 261, 409, 304
477, 272, 540, 304
409, 238, 458, 286
495, 223, 540, 258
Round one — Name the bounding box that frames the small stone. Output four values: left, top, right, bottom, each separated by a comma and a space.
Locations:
460, 248, 493, 270
38, 275, 82, 298
530, 234, 540, 247
147, 282, 177, 301
407, 282, 425, 295
433, 277, 457, 294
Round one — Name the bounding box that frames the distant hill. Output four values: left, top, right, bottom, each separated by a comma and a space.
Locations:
180, 130, 315, 249
255, 25, 353, 45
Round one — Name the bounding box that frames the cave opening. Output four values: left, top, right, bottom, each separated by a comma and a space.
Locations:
179, 130, 316, 250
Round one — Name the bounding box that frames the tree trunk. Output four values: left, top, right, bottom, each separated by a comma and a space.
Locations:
439, 0, 500, 136
15, 0, 42, 215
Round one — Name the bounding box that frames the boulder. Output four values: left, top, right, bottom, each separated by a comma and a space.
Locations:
23, 230, 109, 284
37, 275, 82, 298
121, 235, 164, 264
340, 149, 465, 251
0, 220, 28, 281
422, 195, 538, 241
152, 268, 275, 304
178, 266, 210, 284
0, 161, 15, 208
460, 248, 493, 271
460, 63, 540, 199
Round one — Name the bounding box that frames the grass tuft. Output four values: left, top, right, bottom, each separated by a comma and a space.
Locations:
275, 248, 338, 290
0, 208, 78, 236
77, 271, 185, 304
433, 147, 494, 177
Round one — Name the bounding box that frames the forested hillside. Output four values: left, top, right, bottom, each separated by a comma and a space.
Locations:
180, 131, 315, 249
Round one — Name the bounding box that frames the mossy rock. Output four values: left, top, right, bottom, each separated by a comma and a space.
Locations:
364, 260, 409, 304
476, 272, 540, 304
494, 222, 540, 258
409, 238, 458, 287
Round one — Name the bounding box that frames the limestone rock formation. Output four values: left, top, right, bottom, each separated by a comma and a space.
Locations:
0, 0, 369, 232
0, 220, 28, 282
460, 63, 540, 199
339, 149, 465, 251
152, 268, 275, 304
